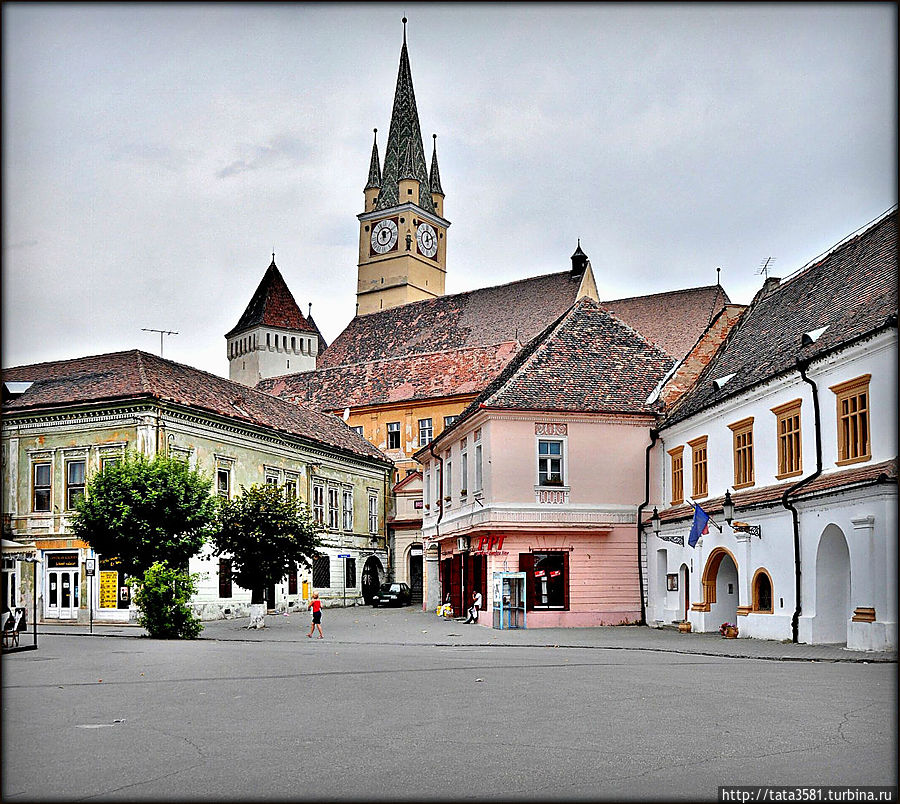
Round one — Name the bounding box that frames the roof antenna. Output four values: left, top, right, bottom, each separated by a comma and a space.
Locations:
758, 256, 775, 279
141, 328, 178, 359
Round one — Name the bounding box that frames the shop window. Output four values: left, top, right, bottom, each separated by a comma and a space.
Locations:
218, 559, 233, 599
66, 460, 86, 509
729, 417, 755, 489
342, 490, 354, 531
33, 462, 51, 512
688, 437, 707, 498
418, 418, 433, 446
752, 569, 773, 613
387, 422, 401, 450
772, 399, 803, 479
830, 375, 871, 466
668, 446, 684, 505
313, 483, 325, 524
312, 554, 331, 588
538, 440, 564, 486
327, 487, 340, 530
520, 551, 569, 610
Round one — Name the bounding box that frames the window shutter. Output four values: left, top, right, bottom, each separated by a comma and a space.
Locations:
479, 555, 488, 605
519, 553, 534, 611
563, 550, 570, 610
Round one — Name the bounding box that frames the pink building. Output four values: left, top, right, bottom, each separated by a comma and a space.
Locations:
417, 297, 674, 627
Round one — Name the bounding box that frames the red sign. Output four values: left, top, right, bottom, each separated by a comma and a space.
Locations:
473, 534, 505, 553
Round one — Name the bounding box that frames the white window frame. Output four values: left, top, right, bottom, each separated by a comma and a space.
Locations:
368, 494, 378, 535
536, 438, 567, 488
418, 418, 433, 446
460, 449, 468, 496
313, 483, 325, 524
475, 444, 483, 492
342, 489, 354, 532
327, 486, 340, 530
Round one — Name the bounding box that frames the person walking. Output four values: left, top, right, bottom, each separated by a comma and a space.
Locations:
464, 589, 482, 624
307, 592, 324, 639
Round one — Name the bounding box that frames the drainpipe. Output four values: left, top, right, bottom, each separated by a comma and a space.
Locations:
782, 359, 822, 643
636, 428, 659, 626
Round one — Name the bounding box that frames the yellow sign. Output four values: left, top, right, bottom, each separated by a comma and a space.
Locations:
99, 571, 119, 609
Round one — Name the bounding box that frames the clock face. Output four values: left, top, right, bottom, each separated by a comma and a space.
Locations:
370, 218, 399, 254
416, 222, 438, 258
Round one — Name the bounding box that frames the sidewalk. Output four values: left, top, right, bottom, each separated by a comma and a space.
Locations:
33, 606, 897, 663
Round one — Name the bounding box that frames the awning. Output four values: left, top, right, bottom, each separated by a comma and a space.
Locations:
1, 538, 37, 558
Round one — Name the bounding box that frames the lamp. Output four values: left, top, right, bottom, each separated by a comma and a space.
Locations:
723, 490, 735, 525
650, 506, 661, 537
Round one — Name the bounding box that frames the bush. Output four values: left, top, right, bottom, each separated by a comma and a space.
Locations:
131, 561, 203, 639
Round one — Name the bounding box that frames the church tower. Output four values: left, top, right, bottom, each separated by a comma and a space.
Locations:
226, 256, 326, 386
356, 19, 449, 316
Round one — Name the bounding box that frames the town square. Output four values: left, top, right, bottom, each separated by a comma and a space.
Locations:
2, 4, 897, 802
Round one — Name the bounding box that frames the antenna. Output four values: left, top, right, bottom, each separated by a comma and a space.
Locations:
141, 328, 178, 358
757, 257, 776, 279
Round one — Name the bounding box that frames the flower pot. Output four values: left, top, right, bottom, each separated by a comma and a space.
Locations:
678, 621, 692, 633
723, 627, 738, 639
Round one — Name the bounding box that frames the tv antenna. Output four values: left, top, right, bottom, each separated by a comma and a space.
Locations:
141, 328, 178, 358
758, 257, 776, 279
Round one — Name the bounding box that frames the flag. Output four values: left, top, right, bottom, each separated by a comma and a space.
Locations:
688, 503, 710, 548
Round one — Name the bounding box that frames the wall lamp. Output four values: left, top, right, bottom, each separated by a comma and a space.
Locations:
650, 506, 661, 537
723, 489, 761, 537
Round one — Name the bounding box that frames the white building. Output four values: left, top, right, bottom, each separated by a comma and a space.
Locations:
647, 209, 897, 651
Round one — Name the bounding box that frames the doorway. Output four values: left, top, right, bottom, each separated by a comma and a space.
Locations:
679, 563, 690, 621
361, 556, 384, 604
408, 546, 423, 605
814, 525, 851, 644
45, 552, 80, 620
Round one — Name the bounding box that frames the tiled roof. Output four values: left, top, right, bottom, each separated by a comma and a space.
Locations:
2, 351, 388, 463
305, 311, 329, 356
260, 342, 520, 409
664, 210, 898, 426
654, 459, 897, 525
454, 297, 675, 423
602, 284, 730, 360
374, 40, 434, 214
226, 259, 316, 338
318, 270, 589, 370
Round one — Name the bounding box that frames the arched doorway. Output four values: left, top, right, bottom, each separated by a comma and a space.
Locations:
407, 544, 423, 605
361, 556, 384, 604
701, 548, 739, 628
679, 563, 690, 621
814, 525, 851, 644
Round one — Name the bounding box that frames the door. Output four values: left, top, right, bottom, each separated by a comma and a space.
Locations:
266, 584, 276, 612
409, 552, 423, 604
46, 569, 80, 620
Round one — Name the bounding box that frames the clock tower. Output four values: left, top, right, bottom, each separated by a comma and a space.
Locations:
356, 20, 449, 316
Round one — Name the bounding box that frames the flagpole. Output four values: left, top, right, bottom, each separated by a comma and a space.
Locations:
687, 499, 722, 532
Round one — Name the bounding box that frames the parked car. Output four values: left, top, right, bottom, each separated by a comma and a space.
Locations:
371, 582, 412, 607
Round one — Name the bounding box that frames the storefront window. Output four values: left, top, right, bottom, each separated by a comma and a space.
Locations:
532, 552, 566, 608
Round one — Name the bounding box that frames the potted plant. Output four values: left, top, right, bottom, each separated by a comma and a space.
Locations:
719, 622, 738, 639
678, 620, 692, 633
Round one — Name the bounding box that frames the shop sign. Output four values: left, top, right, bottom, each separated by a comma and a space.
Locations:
47, 552, 78, 568
99, 571, 119, 609
472, 534, 505, 553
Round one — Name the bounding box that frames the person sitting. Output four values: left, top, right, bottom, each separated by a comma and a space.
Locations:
464, 590, 483, 624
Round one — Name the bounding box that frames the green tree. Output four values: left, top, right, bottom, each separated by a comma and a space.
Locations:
212, 484, 321, 611
71, 452, 216, 578
130, 561, 203, 639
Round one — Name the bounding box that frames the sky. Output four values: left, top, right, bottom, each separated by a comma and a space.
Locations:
2, 3, 897, 378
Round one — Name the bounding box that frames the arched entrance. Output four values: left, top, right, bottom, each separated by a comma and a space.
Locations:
407, 544, 423, 605
814, 525, 851, 644
361, 556, 384, 604
679, 563, 690, 621
700, 547, 739, 628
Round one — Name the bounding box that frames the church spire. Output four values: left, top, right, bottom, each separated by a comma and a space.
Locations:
365, 128, 381, 190
429, 133, 443, 196
375, 19, 434, 213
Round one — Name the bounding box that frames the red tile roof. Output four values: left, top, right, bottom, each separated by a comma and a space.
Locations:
2, 350, 388, 463
226, 260, 316, 338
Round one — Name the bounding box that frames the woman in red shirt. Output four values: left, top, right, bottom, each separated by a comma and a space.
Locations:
307, 592, 323, 639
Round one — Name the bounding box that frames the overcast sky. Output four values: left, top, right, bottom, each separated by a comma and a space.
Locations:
2, 3, 896, 377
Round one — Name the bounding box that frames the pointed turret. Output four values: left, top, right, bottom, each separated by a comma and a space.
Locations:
364, 129, 381, 211
375, 24, 434, 213
429, 133, 444, 217
226, 256, 319, 386
570, 240, 589, 276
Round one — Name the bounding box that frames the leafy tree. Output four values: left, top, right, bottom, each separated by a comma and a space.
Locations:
212, 483, 321, 608
130, 561, 203, 639
71, 451, 216, 578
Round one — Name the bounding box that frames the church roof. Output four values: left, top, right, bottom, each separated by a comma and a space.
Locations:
452, 297, 675, 424
2, 350, 387, 463
226, 259, 316, 339
374, 36, 435, 214
664, 209, 898, 426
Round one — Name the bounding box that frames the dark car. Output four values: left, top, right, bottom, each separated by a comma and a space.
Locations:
371, 582, 412, 607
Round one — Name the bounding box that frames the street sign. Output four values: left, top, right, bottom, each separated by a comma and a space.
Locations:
337, 553, 350, 558
85, 558, 96, 576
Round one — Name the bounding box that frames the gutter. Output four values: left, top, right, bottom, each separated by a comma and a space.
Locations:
636, 428, 659, 626
781, 359, 823, 644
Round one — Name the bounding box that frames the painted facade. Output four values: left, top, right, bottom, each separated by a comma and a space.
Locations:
388, 471, 424, 604
647, 211, 898, 651
1, 351, 393, 624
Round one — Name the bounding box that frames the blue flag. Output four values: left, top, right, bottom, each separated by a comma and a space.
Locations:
688, 503, 710, 548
